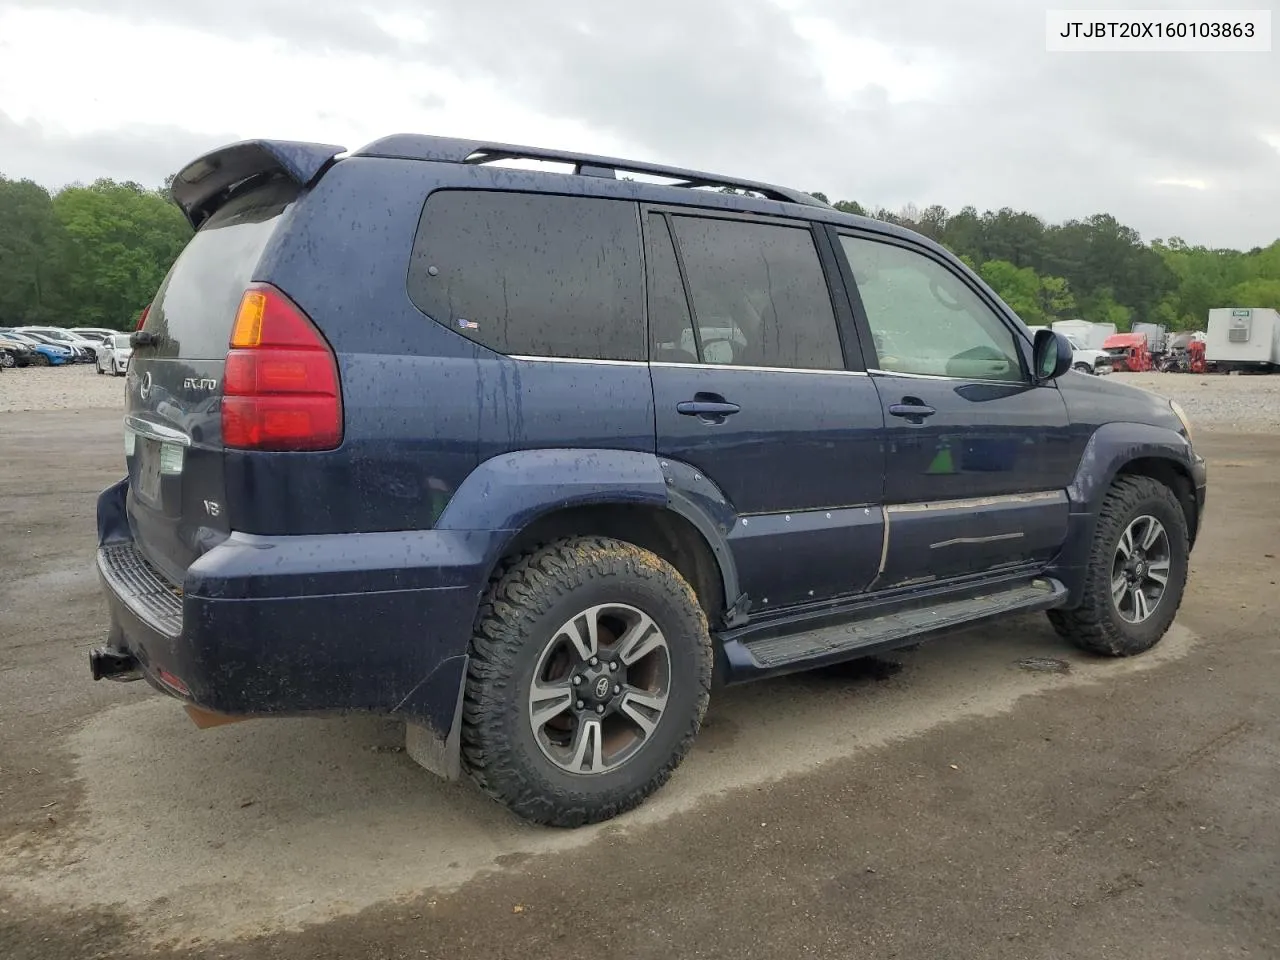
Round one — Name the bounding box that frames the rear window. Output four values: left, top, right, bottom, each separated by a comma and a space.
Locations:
144, 177, 298, 359
407, 190, 645, 361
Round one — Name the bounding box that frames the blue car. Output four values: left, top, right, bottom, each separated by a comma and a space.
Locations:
92, 135, 1206, 827
0, 331, 72, 366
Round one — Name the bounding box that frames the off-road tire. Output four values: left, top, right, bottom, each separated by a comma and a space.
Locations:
461, 536, 712, 827
1048, 476, 1188, 656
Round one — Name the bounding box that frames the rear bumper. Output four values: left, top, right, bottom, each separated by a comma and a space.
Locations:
93, 481, 505, 740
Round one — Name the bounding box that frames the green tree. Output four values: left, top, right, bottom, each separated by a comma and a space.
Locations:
0, 177, 71, 325
1227, 278, 1280, 309
52, 179, 191, 328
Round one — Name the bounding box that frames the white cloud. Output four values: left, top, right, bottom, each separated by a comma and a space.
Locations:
1, 0, 1277, 248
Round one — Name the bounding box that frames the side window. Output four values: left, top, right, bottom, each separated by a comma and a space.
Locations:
408, 191, 644, 361
839, 236, 1024, 382
646, 215, 697, 363
668, 216, 843, 370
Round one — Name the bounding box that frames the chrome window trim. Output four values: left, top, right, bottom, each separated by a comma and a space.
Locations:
651, 361, 868, 376
507, 354, 870, 376
868, 367, 1029, 386
508, 355, 647, 367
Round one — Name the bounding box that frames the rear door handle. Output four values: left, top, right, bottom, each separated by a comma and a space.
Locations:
888, 402, 936, 423
677, 397, 740, 423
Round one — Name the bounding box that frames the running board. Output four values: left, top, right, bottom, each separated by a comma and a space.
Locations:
727, 578, 1067, 676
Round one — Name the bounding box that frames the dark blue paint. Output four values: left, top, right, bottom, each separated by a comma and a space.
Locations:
171, 139, 345, 229
95, 136, 1208, 760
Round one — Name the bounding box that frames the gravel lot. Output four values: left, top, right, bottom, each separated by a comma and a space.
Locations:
1110, 371, 1280, 434
0, 363, 128, 413
4, 363, 1280, 430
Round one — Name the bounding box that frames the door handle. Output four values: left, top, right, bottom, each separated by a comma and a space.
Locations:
677, 394, 740, 423
888, 401, 936, 424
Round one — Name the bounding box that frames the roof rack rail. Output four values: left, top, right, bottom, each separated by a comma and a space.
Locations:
352, 134, 829, 208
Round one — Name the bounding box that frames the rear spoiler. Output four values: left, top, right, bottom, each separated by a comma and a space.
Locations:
170, 140, 346, 229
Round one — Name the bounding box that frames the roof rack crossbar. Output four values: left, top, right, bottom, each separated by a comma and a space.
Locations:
353, 134, 827, 207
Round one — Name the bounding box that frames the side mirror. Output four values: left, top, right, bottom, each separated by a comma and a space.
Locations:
1033, 329, 1073, 382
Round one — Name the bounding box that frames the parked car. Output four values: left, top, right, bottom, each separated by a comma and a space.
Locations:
1063, 334, 1112, 375
0, 334, 37, 367
91, 135, 1206, 828
69, 327, 121, 342
95, 334, 133, 376
16, 326, 99, 362
19, 331, 92, 364
0, 330, 72, 366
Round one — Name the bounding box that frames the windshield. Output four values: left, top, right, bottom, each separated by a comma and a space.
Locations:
112, 335, 132, 348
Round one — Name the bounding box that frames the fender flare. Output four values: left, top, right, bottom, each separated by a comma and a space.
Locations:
434, 447, 743, 615
1050, 422, 1201, 604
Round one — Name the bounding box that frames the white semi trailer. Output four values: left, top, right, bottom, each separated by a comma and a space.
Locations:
1205, 308, 1280, 373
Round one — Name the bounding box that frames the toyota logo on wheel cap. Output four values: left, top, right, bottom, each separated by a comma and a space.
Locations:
594, 676, 611, 700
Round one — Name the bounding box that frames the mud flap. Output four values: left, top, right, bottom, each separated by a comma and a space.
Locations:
404, 655, 468, 780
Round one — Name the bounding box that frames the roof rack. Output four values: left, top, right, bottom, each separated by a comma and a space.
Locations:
352, 134, 829, 208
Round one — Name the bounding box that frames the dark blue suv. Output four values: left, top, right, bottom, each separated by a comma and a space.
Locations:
92, 135, 1207, 827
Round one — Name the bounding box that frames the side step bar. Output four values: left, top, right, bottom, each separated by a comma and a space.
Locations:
724, 578, 1067, 679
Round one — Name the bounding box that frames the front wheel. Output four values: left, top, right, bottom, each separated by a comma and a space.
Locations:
0, 352, 14, 369
462, 536, 712, 827
1073, 362, 1092, 375
1048, 476, 1188, 656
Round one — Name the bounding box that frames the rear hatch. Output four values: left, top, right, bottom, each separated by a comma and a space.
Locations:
125, 177, 299, 584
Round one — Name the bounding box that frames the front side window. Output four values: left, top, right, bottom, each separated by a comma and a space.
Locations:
408, 191, 645, 362
664, 216, 844, 370
840, 236, 1024, 382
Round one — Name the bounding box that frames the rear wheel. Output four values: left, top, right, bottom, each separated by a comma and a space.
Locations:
96, 358, 104, 374
462, 536, 712, 827
0, 352, 14, 368
1048, 476, 1188, 656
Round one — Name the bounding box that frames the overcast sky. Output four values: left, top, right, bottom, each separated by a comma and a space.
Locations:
0, 0, 1276, 249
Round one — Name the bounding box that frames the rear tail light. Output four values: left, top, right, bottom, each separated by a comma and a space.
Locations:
222, 284, 343, 451
135, 303, 150, 331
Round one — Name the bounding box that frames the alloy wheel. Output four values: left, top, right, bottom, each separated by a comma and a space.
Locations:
1111, 514, 1171, 623
527, 602, 671, 775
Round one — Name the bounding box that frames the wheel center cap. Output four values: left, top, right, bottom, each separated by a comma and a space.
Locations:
593, 676, 612, 700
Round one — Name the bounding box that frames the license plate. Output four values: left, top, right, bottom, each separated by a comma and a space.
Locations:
136, 439, 162, 505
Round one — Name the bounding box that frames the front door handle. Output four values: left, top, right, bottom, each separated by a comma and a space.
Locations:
888, 401, 936, 424
677, 394, 740, 424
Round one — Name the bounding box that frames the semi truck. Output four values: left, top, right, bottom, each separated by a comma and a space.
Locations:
1205, 308, 1280, 373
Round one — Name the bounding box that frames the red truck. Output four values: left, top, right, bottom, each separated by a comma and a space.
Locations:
1103, 333, 1152, 372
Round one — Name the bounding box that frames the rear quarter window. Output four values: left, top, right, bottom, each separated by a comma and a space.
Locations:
144, 177, 298, 360
407, 190, 645, 361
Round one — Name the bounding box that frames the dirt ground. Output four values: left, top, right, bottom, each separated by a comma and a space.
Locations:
2, 405, 1279, 959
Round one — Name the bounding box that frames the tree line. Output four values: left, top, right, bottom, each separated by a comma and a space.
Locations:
1, 172, 1277, 332
810, 194, 1280, 331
